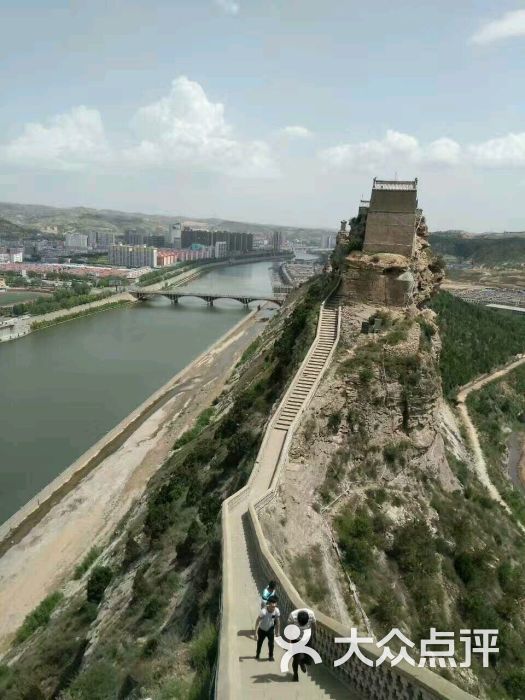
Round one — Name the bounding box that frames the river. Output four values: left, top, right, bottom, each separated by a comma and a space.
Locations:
0, 261, 274, 525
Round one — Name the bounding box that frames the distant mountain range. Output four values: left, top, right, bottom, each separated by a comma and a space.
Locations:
0, 201, 332, 242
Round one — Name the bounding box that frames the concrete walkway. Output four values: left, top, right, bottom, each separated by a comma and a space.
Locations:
221, 299, 353, 698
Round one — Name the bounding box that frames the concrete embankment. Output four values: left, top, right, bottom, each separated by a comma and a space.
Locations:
0, 305, 264, 558
0, 292, 136, 342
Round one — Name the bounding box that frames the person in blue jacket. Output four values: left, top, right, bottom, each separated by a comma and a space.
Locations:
260, 579, 277, 607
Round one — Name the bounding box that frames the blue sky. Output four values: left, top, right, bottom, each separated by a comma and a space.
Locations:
0, 0, 524, 231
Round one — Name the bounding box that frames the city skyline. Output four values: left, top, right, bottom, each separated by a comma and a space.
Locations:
1, 1, 524, 231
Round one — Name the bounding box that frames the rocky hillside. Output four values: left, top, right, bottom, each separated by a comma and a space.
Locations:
260, 298, 525, 699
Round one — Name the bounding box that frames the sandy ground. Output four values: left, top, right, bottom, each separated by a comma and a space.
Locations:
0, 306, 272, 652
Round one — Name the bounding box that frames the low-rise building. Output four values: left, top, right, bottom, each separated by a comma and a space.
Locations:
0, 246, 24, 263
157, 250, 178, 267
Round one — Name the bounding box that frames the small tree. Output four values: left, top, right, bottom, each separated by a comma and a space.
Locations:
86, 566, 112, 604
122, 532, 141, 568
131, 565, 152, 604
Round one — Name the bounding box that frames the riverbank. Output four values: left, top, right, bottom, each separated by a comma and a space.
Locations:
0, 292, 136, 342
0, 302, 274, 651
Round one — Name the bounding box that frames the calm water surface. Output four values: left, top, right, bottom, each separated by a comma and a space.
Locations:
0, 261, 273, 524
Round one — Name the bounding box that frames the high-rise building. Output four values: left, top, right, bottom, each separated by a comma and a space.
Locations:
215, 241, 228, 258
150, 234, 167, 247
272, 231, 283, 253
166, 223, 182, 248
321, 234, 337, 249
181, 228, 253, 254
65, 232, 88, 250
124, 229, 145, 245
97, 232, 116, 249
87, 231, 116, 249
109, 244, 157, 268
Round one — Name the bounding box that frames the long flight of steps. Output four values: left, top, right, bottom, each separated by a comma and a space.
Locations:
274, 298, 340, 431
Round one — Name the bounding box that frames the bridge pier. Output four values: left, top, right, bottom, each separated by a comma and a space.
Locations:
171, 297, 179, 304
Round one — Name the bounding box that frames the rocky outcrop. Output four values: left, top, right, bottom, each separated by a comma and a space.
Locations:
338, 208, 443, 308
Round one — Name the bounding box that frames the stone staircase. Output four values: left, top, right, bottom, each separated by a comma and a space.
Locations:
274, 305, 339, 431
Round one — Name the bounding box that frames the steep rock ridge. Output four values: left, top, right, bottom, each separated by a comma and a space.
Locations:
260, 307, 459, 610
260, 180, 525, 698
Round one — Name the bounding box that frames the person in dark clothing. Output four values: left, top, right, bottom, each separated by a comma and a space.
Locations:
288, 608, 316, 681
254, 596, 280, 661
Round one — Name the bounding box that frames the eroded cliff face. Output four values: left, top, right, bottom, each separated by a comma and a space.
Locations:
260, 307, 459, 612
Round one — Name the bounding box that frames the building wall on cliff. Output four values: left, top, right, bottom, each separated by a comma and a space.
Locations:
363, 211, 416, 257
342, 264, 413, 306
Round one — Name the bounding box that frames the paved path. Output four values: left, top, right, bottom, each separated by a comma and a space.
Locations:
221, 299, 354, 698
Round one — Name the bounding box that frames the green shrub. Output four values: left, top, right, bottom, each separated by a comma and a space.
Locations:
335, 508, 376, 576
391, 520, 437, 577
67, 661, 120, 699
327, 411, 342, 433
122, 533, 141, 567
143, 595, 165, 620
504, 670, 525, 698
190, 623, 218, 673
131, 565, 152, 603
86, 566, 112, 604
73, 547, 101, 580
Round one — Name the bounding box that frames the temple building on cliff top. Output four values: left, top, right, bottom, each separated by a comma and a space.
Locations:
338, 177, 440, 307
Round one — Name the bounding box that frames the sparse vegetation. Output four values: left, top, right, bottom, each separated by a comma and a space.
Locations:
73, 547, 101, 579
292, 545, 330, 605
15, 592, 63, 644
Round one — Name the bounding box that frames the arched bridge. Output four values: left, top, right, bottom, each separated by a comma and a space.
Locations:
130, 289, 285, 307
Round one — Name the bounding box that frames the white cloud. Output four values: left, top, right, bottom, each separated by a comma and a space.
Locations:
125, 76, 277, 178
1, 106, 109, 171
214, 0, 240, 15
469, 132, 525, 166
320, 128, 525, 170
0, 77, 276, 178
424, 137, 462, 165
470, 9, 525, 44
319, 129, 420, 169
280, 125, 313, 139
